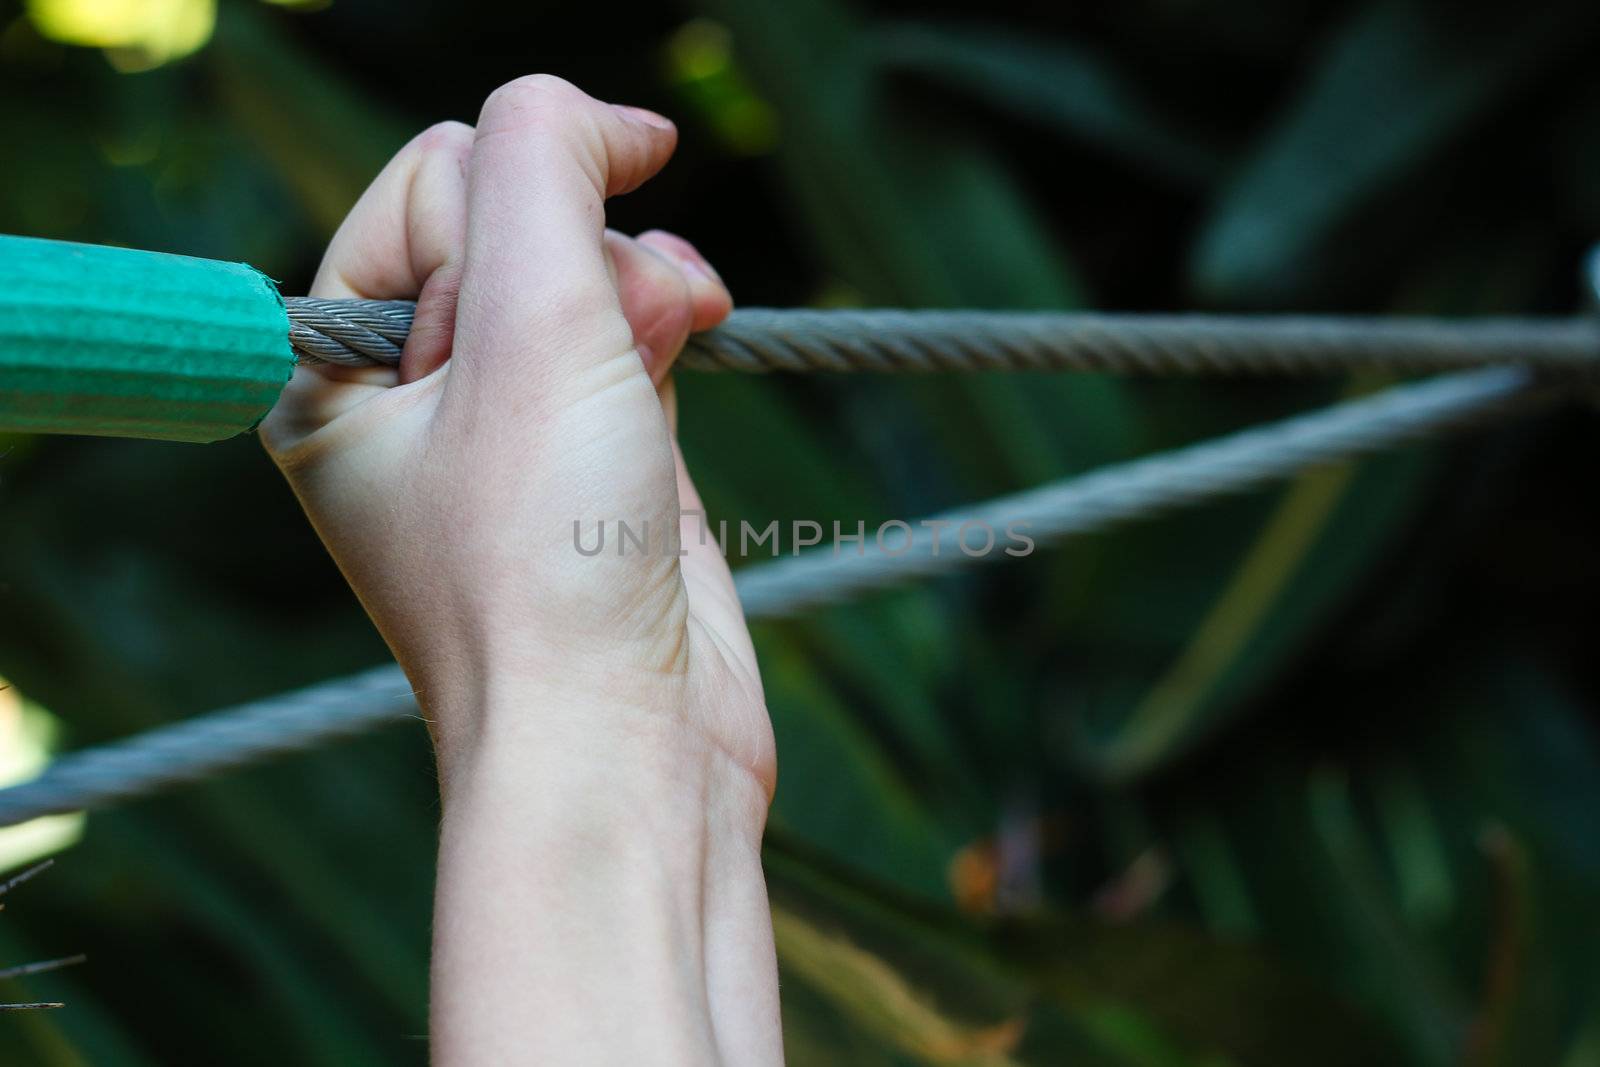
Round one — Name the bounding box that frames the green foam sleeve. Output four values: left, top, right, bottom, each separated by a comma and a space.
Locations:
0, 234, 295, 443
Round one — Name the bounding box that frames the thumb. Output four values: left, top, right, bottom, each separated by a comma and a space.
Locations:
446, 76, 679, 413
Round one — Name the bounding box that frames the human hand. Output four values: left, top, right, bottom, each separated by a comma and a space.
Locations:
260, 77, 771, 799
261, 76, 781, 1065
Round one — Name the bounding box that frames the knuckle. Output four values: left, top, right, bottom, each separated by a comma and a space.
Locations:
637, 228, 686, 250
413, 120, 474, 158
426, 259, 465, 301
635, 272, 694, 343
653, 295, 694, 345
478, 74, 590, 134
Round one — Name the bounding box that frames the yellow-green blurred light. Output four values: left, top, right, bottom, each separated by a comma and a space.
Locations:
25, 0, 215, 69
0, 679, 83, 872
665, 18, 779, 156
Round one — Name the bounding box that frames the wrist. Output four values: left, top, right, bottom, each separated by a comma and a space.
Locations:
427, 682, 774, 1066
406, 640, 682, 760
431, 676, 770, 845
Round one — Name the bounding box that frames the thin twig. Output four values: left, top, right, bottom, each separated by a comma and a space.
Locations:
0, 860, 53, 898
0, 954, 86, 981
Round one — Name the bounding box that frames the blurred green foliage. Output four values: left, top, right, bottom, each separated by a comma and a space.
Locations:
2, 0, 1600, 1062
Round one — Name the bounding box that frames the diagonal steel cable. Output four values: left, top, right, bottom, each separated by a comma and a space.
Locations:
732, 366, 1551, 614
0, 365, 1561, 827
0, 668, 420, 826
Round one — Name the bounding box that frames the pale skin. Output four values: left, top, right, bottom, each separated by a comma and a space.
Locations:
260, 76, 782, 1065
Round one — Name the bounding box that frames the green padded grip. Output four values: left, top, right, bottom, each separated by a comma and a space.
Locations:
0, 234, 295, 443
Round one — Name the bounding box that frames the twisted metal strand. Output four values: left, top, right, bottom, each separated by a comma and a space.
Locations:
284, 299, 1600, 377
682, 310, 1600, 377
286, 298, 415, 367
0, 367, 1556, 827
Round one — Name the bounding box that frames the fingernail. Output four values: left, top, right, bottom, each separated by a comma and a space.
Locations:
671, 245, 722, 286
618, 105, 675, 131
677, 255, 716, 284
